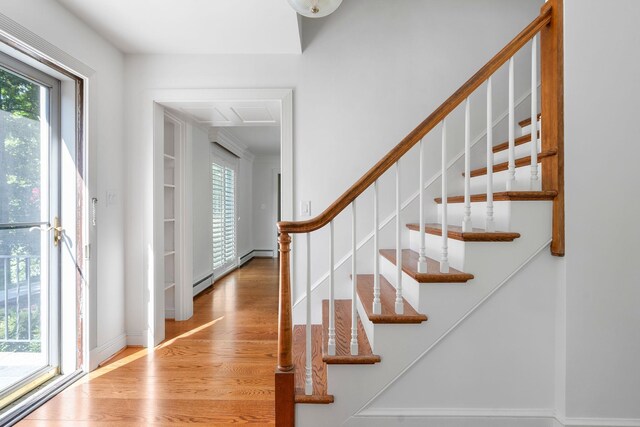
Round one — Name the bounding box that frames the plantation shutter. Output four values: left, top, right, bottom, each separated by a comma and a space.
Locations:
212, 163, 225, 269
211, 144, 238, 275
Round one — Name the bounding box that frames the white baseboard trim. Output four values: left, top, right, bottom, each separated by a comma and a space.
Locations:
556, 415, 640, 427
192, 271, 213, 296
88, 333, 127, 371
239, 249, 274, 267
346, 408, 556, 427
358, 408, 555, 419
193, 280, 211, 296
126, 331, 146, 347
239, 253, 254, 267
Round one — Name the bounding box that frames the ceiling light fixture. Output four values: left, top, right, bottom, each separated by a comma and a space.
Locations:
287, 0, 343, 18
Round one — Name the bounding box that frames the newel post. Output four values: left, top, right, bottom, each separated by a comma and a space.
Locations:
275, 231, 295, 426
540, 0, 565, 256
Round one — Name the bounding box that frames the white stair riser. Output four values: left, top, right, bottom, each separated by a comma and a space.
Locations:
419, 200, 553, 272
438, 200, 512, 231
355, 293, 376, 350
409, 232, 466, 272
520, 118, 541, 136
469, 163, 544, 194
492, 138, 540, 164
380, 253, 423, 312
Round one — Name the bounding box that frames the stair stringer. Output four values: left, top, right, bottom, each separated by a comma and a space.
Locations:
352, 247, 557, 426
296, 200, 552, 426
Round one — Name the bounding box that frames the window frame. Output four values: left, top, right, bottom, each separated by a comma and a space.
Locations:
210, 144, 238, 278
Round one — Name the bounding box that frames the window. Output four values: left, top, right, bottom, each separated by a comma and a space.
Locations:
0, 50, 62, 407
211, 151, 237, 275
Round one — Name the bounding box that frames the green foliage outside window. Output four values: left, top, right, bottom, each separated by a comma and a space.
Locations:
0, 67, 44, 350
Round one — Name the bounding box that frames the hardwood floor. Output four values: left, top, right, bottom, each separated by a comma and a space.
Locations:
20, 258, 279, 426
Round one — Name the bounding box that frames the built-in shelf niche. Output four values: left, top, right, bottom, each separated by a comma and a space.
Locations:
164, 117, 178, 319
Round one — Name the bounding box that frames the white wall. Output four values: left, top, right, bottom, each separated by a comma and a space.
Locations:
252, 155, 280, 257
238, 156, 254, 260
124, 0, 543, 342
0, 1, 125, 367
562, 0, 640, 422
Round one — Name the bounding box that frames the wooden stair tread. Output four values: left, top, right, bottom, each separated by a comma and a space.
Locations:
492, 131, 540, 153
321, 299, 381, 364
293, 324, 334, 404
406, 223, 520, 242
356, 275, 428, 324
519, 113, 541, 128
465, 149, 557, 178
435, 190, 557, 204
379, 249, 474, 283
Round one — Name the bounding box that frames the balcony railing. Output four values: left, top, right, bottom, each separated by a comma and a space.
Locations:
0, 255, 41, 351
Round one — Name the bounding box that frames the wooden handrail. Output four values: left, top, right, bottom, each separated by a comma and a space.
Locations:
278, 6, 552, 235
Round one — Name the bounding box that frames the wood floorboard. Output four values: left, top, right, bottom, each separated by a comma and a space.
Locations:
20, 258, 279, 425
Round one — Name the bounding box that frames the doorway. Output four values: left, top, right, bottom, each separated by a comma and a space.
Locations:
148, 89, 293, 346
0, 41, 87, 419
0, 53, 61, 407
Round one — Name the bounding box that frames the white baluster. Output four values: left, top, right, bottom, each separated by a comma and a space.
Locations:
440, 119, 450, 273
462, 98, 472, 232
507, 57, 516, 191
305, 233, 312, 395
395, 161, 404, 314
350, 201, 358, 355
417, 138, 427, 273
328, 220, 336, 355
486, 77, 496, 232
530, 34, 539, 188
372, 181, 381, 315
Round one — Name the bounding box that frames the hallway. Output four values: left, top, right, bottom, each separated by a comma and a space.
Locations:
19, 259, 278, 425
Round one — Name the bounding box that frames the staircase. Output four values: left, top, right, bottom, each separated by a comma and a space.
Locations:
275, 2, 563, 426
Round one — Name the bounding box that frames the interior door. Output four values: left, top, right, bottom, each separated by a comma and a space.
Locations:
0, 54, 61, 407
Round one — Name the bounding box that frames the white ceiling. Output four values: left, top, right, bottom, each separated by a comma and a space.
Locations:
225, 126, 281, 156
163, 100, 281, 127
163, 100, 281, 156
55, 0, 302, 54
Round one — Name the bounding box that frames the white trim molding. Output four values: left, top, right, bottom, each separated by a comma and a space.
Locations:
357, 407, 554, 419
126, 331, 147, 347
0, 13, 95, 78
556, 415, 640, 427
192, 271, 214, 296
139, 88, 294, 347
210, 128, 256, 162
88, 333, 127, 371
239, 249, 274, 267
347, 408, 555, 427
